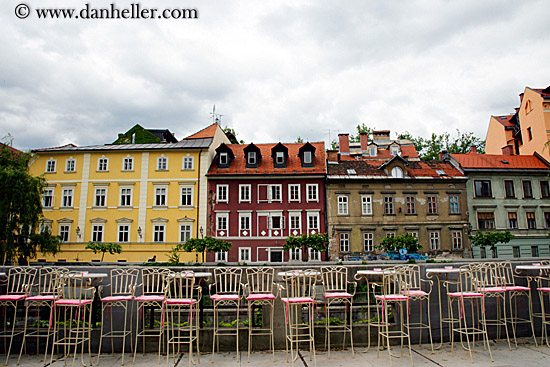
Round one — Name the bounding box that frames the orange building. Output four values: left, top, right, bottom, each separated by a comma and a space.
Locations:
486, 86, 550, 159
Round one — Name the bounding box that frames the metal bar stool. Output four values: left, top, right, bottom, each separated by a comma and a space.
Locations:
164, 271, 201, 367
320, 266, 355, 358
0, 267, 37, 365
209, 267, 243, 362
133, 268, 170, 364
536, 266, 550, 347
281, 269, 318, 367
245, 267, 280, 361
17, 267, 67, 365
97, 268, 139, 365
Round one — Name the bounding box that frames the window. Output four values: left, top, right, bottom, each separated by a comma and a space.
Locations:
429, 231, 440, 250
508, 212, 518, 229
276, 151, 285, 165
239, 185, 251, 203
157, 156, 168, 170
123, 157, 133, 171
339, 233, 350, 253
239, 214, 251, 231
65, 159, 76, 172
390, 146, 400, 156
477, 212, 495, 230
405, 196, 416, 214
309, 248, 321, 261
290, 248, 301, 261
216, 185, 228, 203
153, 224, 165, 242
270, 185, 282, 202
452, 231, 462, 250
363, 232, 374, 252
118, 225, 129, 243
95, 187, 107, 207
513, 246, 520, 258
449, 196, 459, 214
545, 212, 550, 229
480, 247, 487, 259
290, 213, 301, 234
526, 212, 536, 229
523, 180, 533, 198
369, 146, 377, 156
180, 186, 193, 206
391, 166, 403, 178
303, 151, 312, 164
120, 187, 132, 207
59, 225, 70, 242
92, 224, 104, 242
155, 187, 167, 206
407, 231, 418, 238
215, 251, 228, 262
386, 232, 395, 239
289, 184, 300, 202
362, 195, 373, 215
217, 214, 228, 232
427, 196, 437, 214
97, 157, 108, 172
62, 188, 73, 208
182, 156, 194, 170
307, 212, 319, 232
43, 188, 54, 208
239, 247, 251, 263
270, 215, 282, 230
541, 181, 550, 198
527, 127, 533, 141
474, 180, 492, 198
46, 159, 56, 173
337, 196, 349, 215
531, 246, 539, 257
248, 152, 257, 165
384, 196, 394, 215
180, 224, 192, 242
504, 180, 515, 198
219, 153, 228, 166
306, 184, 318, 202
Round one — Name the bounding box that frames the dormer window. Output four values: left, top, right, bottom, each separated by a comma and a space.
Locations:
369, 146, 377, 156
271, 143, 288, 169
244, 143, 261, 169
298, 143, 316, 168
248, 151, 256, 165
391, 146, 400, 156
391, 166, 404, 178
276, 151, 285, 165
215, 143, 234, 169
304, 151, 312, 164
220, 153, 228, 165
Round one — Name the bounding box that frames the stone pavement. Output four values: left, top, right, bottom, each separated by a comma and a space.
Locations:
12, 338, 550, 366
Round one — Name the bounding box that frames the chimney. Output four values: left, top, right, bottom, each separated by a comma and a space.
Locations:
519, 93, 524, 103
470, 145, 477, 154
372, 130, 390, 141
439, 150, 447, 160
360, 133, 369, 151
338, 134, 350, 154
501, 144, 514, 155
326, 150, 338, 162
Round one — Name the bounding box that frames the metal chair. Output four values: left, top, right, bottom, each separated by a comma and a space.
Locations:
320, 266, 355, 358
398, 264, 434, 351
48, 271, 96, 367
536, 264, 550, 347
0, 267, 37, 365
164, 271, 201, 367
281, 269, 318, 367
245, 267, 279, 361
448, 264, 493, 363
133, 268, 170, 364
17, 267, 67, 365
209, 267, 243, 361
97, 268, 139, 365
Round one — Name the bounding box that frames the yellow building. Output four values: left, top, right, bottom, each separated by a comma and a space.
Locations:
29, 123, 229, 263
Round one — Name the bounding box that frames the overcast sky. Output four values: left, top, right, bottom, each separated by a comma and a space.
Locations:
1, 0, 549, 151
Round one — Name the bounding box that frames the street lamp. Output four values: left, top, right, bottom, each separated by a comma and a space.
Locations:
75, 226, 81, 239
137, 226, 142, 239
199, 226, 204, 262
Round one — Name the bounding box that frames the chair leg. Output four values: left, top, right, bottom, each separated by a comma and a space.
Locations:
17, 303, 30, 365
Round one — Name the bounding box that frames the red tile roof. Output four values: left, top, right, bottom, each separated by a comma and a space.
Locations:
492, 114, 515, 128
328, 159, 465, 178
452, 152, 549, 169
208, 142, 326, 175
185, 123, 219, 139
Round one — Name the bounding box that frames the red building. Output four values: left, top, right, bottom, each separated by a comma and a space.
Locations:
206, 142, 327, 263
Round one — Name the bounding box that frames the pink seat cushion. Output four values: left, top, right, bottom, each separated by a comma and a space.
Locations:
506, 286, 530, 292
0, 294, 26, 301
538, 287, 550, 292
211, 294, 240, 301
478, 287, 507, 293
281, 297, 314, 304
324, 292, 353, 298
26, 295, 58, 301
165, 298, 197, 305
449, 292, 483, 298
247, 293, 275, 300
55, 299, 93, 306
375, 294, 409, 301
403, 290, 428, 296
134, 295, 164, 302
101, 295, 133, 302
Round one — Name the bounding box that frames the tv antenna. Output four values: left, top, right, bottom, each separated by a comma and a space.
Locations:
210, 105, 224, 124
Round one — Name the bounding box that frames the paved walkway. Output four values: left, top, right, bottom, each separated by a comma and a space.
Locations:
12, 339, 550, 366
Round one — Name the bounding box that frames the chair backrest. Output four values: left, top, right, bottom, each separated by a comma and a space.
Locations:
283, 269, 317, 299
246, 267, 275, 295
213, 267, 242, 295
60, 272, 96, 300
141, 268, 170, 296
7, 267, 37, 295
321, 266, 348, 293
164, 271, 196, 300
37, 267, 68, 296
397, 264, 422, 293
494, 261, 514, 287
109, 268, 139, 296
377, 267, 401, 296
455, 264, 480, 294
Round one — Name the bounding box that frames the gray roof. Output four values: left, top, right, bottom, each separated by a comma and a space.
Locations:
32, 138, 213, 153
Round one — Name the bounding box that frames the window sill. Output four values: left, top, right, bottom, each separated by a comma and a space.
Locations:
45, 171, 56, 174
92, 207, 107, 210
449, 213, 462, 216
60, 207, 73, 211
156, 169, 168, 172
121, 170, 135, 172
178, 205, 193, 209
96, 170, 109, 173
405, 213, 417, 216
118, 206, 133, 210
64, 171, 76, 174
153, 206, 168, 210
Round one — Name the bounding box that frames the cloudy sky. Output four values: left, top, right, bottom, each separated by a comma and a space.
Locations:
1, 0, 549, 151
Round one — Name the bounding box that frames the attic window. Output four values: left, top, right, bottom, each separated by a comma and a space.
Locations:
304, 151, 312, 164
219, 153, 228, 165
248, 151, 257, 165
500, 160, 509, 164
369, 146, 377, 156
347, 169, 357, 175
436, 170, 447, 176
391, 167, 404, 178
276, 151, 285, 165
390, 146, 400, 156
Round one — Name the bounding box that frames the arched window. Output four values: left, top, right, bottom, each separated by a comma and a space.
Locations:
391, 166, 404, 178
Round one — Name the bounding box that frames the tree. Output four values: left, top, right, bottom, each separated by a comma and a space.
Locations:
283, 233, 328, 261
223, 127, 244, 144
375, 234, 422, 253
329, 123, 377, 150
0, 142, 62, 264
176, 236, 232, 262
295, 136, 304, 143
85, 242, 122, 262
469, 230, 514, 254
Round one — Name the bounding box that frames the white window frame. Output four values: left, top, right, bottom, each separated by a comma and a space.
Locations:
239, 213, 251, 232
386, 232, 396, 238
406, 196, 416, 214
361, 195, 372, 215
62, 188, 74, 208
153, 224, 165, 243
59, 224, 70, 242
430, 231, 440, 250
215, 251, 228, 262
390, 146, 400, 156
391, 166, 403, 178
269, 214, 283, 231
248, 151, 257, 165
92, 224, 104, 242
308, 248, 321, 261
289, 212, 302, 235
290, 247, 302, 261
94, 187, 107, 207
219, 153, 228, 165
452, 231, 462, 250
154, 186, 167, 207
182, 156, 194, 170
97, 157, 109, 172
303, 151, 312, 164
337, 195, 349, 215
276, 151, 285, 165
363, 232, 374, 252
239, 247, 251, 263
46, 159, 56, 173
369, 146, 377, 156
122, 156, 134, 171
118, 224, 130, 243
65, 158, 76, 173
180, 224, 192, 242
289, 184, 301, 202
216, 184, 229, 203
180, 186, 193, 206
306, 184, 318, 202
407, 231, 418, 238
307, 212, 319, 233
216, 213, 228, 234
427, 195, 438, 214
269, 184, 282, 202
449, 196, 459, 214
239, 184, 251, 203
119, 187, 132, 207
339, 232, 350, 253
384, 196, 394, 215
157, 156, 168, 171
43, 188, 54, 208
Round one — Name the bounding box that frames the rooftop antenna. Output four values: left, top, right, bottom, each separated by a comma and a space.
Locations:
210, 105, 224, 124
